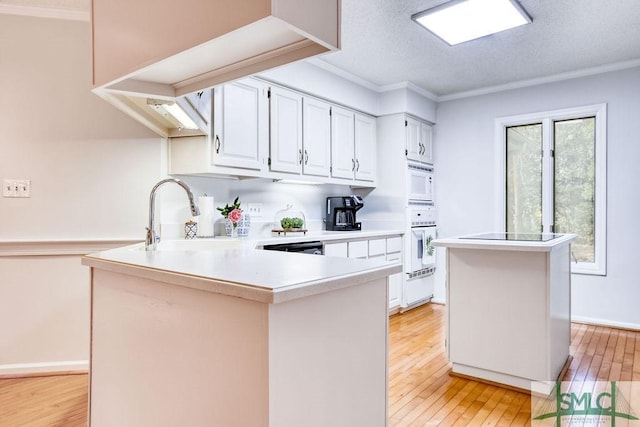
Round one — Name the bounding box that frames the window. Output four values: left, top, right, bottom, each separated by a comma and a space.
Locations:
496, 104, 607, 275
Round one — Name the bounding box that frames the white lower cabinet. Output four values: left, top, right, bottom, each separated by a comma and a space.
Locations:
324, 242, 347, 257
348, 240, 368, 259
323, 236, 403, 311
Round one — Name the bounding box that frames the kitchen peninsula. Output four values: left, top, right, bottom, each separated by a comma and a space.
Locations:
82, 241, 400, 427
433, 233, 575, 392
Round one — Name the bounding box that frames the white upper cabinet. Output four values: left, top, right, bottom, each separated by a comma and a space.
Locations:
91, 0, 340, 137
269, 88, 331, 178
354, 113, 377, 182
406, 117, 433, 164
170, 78, 377, 187
302, 97, 331, 177
331, 107, 377, 183
212, 79, 268, 170
331, 106, 356, 180
269, 87, 304, 174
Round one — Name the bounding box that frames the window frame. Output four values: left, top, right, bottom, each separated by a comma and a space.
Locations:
494, 104, 607, 276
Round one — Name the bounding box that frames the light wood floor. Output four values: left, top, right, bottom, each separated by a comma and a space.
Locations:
1, 303, 639, 426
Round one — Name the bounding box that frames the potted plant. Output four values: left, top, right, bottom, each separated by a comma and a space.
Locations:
280, 217, 304, 230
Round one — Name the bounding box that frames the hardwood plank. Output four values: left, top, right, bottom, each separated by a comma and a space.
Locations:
1, 304, 639, 426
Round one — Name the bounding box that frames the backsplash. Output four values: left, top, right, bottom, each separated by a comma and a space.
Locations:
158, 175, 373, 239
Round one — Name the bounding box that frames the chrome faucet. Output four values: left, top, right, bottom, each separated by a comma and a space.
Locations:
145, 178, 200, 251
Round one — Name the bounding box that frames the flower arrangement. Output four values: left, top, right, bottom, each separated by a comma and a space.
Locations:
217, 197, 243, 229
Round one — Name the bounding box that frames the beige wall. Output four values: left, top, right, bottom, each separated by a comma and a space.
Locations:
0, 14, 163, 374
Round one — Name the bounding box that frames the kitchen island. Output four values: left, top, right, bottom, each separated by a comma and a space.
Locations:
82, 241, 401, 427
432, 233, 575, 392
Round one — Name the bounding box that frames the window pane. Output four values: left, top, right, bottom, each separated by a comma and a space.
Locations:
554, 117, 595, 263
506, 124, 543, 234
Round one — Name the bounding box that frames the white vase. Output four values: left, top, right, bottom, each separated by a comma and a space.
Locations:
224, 213, 250, 237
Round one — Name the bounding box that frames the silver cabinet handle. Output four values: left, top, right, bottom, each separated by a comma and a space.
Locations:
304, 149, 309, 165
355, 159, 360, 171
351, 159, 355, 171
215, 135, 221, 154
298, 149, 303, 165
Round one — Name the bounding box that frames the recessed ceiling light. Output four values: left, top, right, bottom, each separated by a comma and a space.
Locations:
412, 0, 532, 46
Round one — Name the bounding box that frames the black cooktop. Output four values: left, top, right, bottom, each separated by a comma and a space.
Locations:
462, 232, 561, 242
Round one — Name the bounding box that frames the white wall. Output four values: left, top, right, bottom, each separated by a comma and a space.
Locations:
434, 66, 640, 329
0, 15, 163, 374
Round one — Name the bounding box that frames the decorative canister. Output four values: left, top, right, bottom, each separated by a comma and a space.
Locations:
184, 220, 198, 239
224, 212, 251, 237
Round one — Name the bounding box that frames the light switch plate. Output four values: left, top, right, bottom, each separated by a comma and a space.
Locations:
3, 179, 17, 197
3, 179, 30, 197
16, 179, 31, 197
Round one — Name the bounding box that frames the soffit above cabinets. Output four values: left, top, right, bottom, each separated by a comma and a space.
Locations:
90, 0, 340, 138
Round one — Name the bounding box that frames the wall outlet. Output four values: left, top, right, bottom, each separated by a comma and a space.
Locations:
3, 179, 30, 198
246, 203, 263, 218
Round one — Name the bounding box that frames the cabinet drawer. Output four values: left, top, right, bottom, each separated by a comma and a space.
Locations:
386, 253, 401, 264
348, 240, 368, 259
386, 237, 402, 254
324, 242, 347, 257
368, 239, 386, 257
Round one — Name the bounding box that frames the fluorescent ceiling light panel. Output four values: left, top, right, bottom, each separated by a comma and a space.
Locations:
412, 0, 531, 45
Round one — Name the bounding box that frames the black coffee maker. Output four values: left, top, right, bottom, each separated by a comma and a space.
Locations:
325, 196, 364, 231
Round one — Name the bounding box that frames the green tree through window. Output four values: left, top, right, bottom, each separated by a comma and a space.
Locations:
501, 104, 606, 275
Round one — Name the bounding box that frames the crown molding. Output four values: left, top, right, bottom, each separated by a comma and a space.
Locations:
0, 4, 89, 21
309, 58, 439, 101
438, 58, 640, 102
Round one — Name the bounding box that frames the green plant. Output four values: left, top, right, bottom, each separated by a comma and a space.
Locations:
280, 217, 303, 229
217, 196, 241, 219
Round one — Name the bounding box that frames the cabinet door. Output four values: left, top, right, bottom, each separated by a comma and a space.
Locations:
330, 106, 355, 180
302, 97, 331, 177
354, 113, 376, 182
269, 86, 303, 174
387, 252, 402, 310
405, 116, 421, 162
212, 79, 266, 170
420, 123, 433, 164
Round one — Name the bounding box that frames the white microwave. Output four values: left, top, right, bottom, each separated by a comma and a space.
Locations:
407, 163, 434, 201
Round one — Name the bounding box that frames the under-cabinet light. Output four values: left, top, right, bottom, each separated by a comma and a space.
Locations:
412, 0, 531, 46
273, 179, 322, 185
147, 99, 199, 130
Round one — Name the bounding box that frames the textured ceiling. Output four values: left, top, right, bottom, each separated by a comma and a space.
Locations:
3, 0, 640, 98
318, 0, 640, 97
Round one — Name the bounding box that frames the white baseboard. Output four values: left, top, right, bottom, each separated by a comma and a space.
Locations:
430, 297, 446, 305
571, 316, 640, 331
0, 360, 89, 378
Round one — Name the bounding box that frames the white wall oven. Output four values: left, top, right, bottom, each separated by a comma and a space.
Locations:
403, 203, 436, 310
407, 162, 434, 202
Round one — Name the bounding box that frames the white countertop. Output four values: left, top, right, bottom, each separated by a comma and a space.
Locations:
82, 229, 403, 304
432, 233, 576, 252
